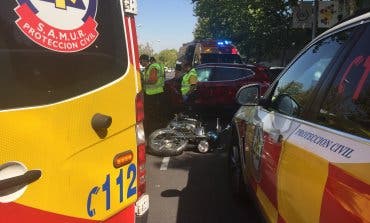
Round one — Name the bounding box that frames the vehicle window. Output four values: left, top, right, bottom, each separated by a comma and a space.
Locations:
209, 67, 253, 81
193, 44, 201, 66
196, 67, 212, 82
0, 1, 127, 110
269, 29, 353, 117
315, 23, 370, 139
185, 45, 196, 62
200, 53, 242, 64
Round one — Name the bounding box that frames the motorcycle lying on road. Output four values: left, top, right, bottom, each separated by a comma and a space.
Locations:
148, 113, 222, 156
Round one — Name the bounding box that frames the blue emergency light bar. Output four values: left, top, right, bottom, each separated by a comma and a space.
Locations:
217, 40, 232, 46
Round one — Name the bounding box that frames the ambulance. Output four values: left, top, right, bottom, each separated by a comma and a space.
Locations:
229, 12, 370, 223
0, 0, 149, 222
177, 39, 242, 66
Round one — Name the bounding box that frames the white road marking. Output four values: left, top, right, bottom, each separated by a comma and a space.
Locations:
160, 157, 170, 170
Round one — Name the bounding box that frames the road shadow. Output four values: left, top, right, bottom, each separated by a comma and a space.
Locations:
160, 151, 263, 223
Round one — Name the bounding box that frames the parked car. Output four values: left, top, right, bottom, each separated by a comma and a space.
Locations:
227, 12, 370, 223
164, 63, 270, 117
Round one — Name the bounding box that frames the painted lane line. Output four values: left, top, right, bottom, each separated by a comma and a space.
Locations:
160, 157, 170, 171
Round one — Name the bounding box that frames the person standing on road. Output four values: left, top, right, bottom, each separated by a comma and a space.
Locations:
140, 54, 166, 134
181, 60, 198, 101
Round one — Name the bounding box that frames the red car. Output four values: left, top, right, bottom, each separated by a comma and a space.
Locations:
164, 63, 271, 115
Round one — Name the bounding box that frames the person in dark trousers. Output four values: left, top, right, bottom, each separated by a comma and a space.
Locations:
179, 60, 199, 117
140, 54, 166, 135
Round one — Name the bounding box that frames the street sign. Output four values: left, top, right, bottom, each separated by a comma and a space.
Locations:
293, 2, 313, 29
318, 1, 339, 28
124, 0, 138, 15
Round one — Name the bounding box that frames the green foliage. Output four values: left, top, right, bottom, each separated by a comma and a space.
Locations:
156, 49, 178, 68
139, 42, 178, 68
191, 0, 311, 64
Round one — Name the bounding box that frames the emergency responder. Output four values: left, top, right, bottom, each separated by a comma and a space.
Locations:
149, 56, 166, 79
180, 60, 198, 101
140, 54, 165, 134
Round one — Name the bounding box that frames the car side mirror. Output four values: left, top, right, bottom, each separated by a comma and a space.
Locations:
236, 84, 261, 106
273, 93, 301, 116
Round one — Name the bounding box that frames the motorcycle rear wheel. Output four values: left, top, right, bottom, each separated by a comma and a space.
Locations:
148, 128, 188, 156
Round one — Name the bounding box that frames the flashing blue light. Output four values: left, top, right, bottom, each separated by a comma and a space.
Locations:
217, 40, 232, 46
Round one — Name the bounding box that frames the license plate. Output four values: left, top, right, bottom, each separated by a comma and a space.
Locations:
135, 194, 149, 216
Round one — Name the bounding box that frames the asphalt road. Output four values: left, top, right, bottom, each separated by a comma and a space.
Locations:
146, 149, 263, 223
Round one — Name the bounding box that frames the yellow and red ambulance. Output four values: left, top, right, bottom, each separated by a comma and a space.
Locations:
0, 0, 149, 222
229, 12, 370, 223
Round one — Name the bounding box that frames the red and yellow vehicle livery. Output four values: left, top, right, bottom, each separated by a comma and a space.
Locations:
0, 0, 148, 222
229, 12, 370, 223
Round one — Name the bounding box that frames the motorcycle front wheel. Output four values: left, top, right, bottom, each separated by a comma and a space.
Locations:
148, 128, 188, 156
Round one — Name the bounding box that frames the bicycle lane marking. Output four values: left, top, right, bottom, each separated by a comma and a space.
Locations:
160, 157, 170, 171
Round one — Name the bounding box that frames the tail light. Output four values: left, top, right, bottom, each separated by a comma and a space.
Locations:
136, 92, 144, 122
135, 92, 146, 198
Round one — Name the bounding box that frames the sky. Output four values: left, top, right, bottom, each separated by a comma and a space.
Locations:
136, 0, 197, 53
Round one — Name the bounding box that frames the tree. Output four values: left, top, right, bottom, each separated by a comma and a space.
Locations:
191, 0, 306, 64
156, 49, 178, 68
138, 42, 155, 56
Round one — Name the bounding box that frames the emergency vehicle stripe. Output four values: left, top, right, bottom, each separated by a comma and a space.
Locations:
0, 202, 97, 223
277, 141, 328, 223
320, 164, 370, 223
236, 119, 258, 192
277, 214, 286, 223
258, 133, 282, 209
129, 17, 141, 73
124, 16, 140, 92
256, 185, 278, 223
105, 204, 135, 223
256, 186, 278, 222
128, 16, 141, 93
124, 17, 134, 66
0, 203, 134, 223
334, 162, 370, 185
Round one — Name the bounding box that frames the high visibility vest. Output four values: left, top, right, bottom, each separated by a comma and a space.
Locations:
143, 63, 165, 95
181, 68, 197, 96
